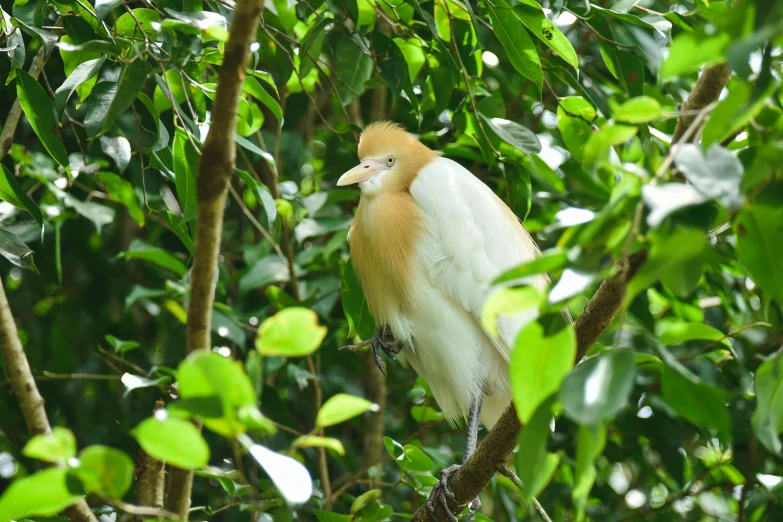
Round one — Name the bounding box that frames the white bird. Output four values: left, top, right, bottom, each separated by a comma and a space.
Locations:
338, 121, 547, 519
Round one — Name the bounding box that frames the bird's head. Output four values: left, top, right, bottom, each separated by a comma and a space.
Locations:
337, 121, 438, 195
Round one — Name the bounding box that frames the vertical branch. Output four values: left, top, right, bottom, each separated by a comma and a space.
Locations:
164, 0, 266, 517
671, 63, 732, 144
136, 400, 166, 514
0, 279, 99, 522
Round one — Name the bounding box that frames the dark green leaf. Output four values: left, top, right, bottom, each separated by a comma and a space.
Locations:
485, 0, 542, 91
99, 59, 151, 136
341, 259, 375, 340
573, 423, 606, 520
98, 172, 145, 227
0, 164, 42, 226
119, 239, 187, 276
16, 70, 69, 169
515, 396, 558, 501
514, 0, 578, 70
54, 57, 105, 119
735, 203, 783, 304
560, 350, 637, 425
172, 128, 199, 224
752, 352, 783, 454
334, 36, 373, 104
0, 227, 36, 271
480, 114, 541, 154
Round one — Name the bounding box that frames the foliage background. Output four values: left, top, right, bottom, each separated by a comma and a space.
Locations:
0, 0, 782, 520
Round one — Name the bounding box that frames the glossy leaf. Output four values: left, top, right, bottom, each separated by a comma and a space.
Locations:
54, 56, 105, 119
316, 393, 379, 428
98, 172, 145, 227
752, 352, 783, 454
480, 115, 542, 154
74, 445, 134, 498
256, 307, 327, 357
172, 128, 199, 224
0, 164, 42, 226
133, 416, 210, 469
735, 203, 783, 304
16, 70, 69, 169
0, 468, 81, 518
614, 96, 662, 123
560, 350, 637, 425
22, 427, 77, 463
514, 0, 578, 70
485, 0, 542, 91
0, 227, 36, 271
511, 318, 576, 423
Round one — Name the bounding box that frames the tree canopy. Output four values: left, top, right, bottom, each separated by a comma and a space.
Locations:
0, 0, 782, 521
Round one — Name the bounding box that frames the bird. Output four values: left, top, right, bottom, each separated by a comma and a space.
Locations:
337, 121, 548, 520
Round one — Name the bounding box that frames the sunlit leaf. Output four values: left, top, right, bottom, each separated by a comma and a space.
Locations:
256, 307, 327, 357
132, 416, 210, 469
16, 70, 69, 169
316, 394, 379, 428
22, 427, 76, 463
0, 468, 81, 518
73, 445, 134, 498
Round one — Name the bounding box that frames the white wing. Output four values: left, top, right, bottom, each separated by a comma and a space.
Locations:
410, 157, 547, 358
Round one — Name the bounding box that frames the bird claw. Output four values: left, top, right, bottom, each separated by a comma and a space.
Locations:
425, 464, 479, 521
338, 326, 403, 376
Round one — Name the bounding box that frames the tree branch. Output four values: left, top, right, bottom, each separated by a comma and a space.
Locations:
0, 279, 98, 522
136, 401, 166, 516
411, 60, 734, 522
164, 0, 265, 516
671, 63, 732, 144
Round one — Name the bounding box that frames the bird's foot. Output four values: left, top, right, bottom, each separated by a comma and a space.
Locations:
338, 326, 402, 375
425, 464, 480, 521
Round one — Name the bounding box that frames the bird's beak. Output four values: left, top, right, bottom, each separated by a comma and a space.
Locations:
337, 159, 386, 186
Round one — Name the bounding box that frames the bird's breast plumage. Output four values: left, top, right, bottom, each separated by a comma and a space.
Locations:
349, 190, 424, 332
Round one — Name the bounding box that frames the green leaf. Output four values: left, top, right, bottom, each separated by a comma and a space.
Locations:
661, 30, 730, 78
560, 350, 637, 425
557, 97, 596, 163
626, 227, 707, 303
515, 396, 558, 501
95, 0, 125, 21
481, 286, 543, 338
54, 56, 105, 119
511, 318, 576, 423
316, 393, 379, 428
120, 239, 187, 276
334, 36, 373, 104
243, 76, 283, 125
0, 164, 42, 226
98, 172, 145, 227
341, 260, 375, 340
514, 0, 578, 70
172, 128, 199, 224
256, 307, 327, 357
659, 348, 731, 442
573, 424, 606, 521
582, 123, 638, 167
485, 0, 542, 91
401, 444, 433, 472
480, 115, 541, 154
0, 227, 36, 271
0, 468, 82, 518
105, 334, 140, 354
177, 351, 264, 437
22, 427, 77, 463
239, 255, 303, 294
493, 248, 568, 285
293, 435, 346, 456
315, 511, 353, 522
99, 58, 151, 136
752, 351, 783, 454
132, 416, 210, 469
735, 203, 783, 304
674, 144, 744, 210
115, 8, 161, 38
73, 445, 133, 498
658, 322, 728, 347
372, 31, 418, 112
16, 69, 69, 169
614, 96, 662, 123
351, 489, 382, 514
84, 81, 117, 137
236, 169, 277, 227
99, 136, 132, 173
299, 15, 331, 78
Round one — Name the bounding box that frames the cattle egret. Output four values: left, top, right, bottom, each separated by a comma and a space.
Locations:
338, 121, 548, 520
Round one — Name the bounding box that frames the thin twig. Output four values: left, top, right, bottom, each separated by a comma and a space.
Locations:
499, 466, 553, 522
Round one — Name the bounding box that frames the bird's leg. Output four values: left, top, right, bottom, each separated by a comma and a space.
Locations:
338, 325, 403, 376
426, 393, 484, 521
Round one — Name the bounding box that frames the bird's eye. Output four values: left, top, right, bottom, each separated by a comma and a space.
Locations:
386, 156, 396, 167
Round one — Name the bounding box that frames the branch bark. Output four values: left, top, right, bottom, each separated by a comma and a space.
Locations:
411, 62, 733, 522
164, 0, 265, 517
0, 279, 98, 522
671, 63, 732, 144
135, 401, 166, 517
